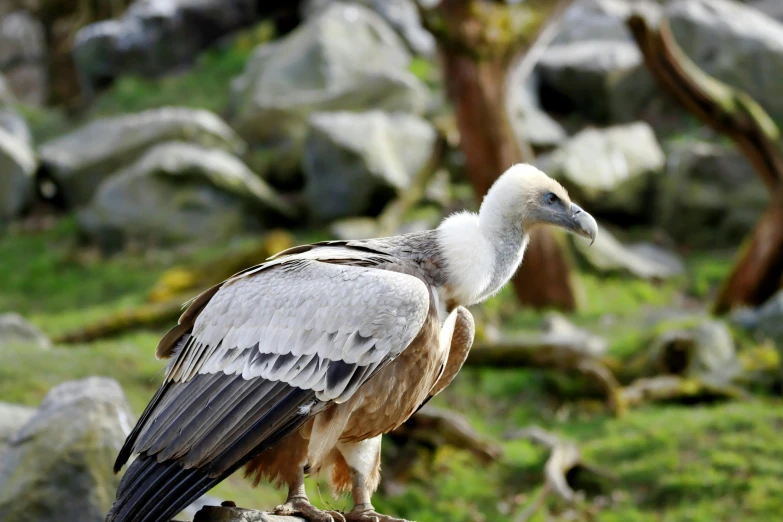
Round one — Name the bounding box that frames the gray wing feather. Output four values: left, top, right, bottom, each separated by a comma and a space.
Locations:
167, 256, 430, 403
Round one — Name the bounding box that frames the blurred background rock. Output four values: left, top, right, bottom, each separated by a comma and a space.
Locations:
2, 1, 783, 521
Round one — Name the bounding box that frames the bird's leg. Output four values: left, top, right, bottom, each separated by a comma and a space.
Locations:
274, 467, 346, 522
340, 437, 413, 522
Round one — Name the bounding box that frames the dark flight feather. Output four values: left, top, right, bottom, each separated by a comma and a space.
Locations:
106, 372, 317, 522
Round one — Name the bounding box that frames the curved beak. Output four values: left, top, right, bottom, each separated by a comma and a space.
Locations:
569, 203, 597, 246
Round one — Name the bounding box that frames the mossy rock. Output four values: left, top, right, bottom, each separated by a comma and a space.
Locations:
0, 377, 134, 522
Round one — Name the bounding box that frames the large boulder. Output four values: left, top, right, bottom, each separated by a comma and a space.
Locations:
667, 0, 783, 123
303, 110, 437, 222
0, 403, 35, 461
751, 0, 783, 23
539, 122, 665, 217
508, 75, 567, 150
228, 3, 429, 175
658, 140, 768, 248
73, 0, 256, 96
39, 107, 244, 207
0, 313, 50, 349
551, 0, 642, 45
78, 142, 290, 248
536, 40, 658, 123
0, 377, 133, 522
572, 223, 684, 280
0, 10, 47, 105
0, 127, 37, 221
301, 0, 435, 56
0, 106, 32, 144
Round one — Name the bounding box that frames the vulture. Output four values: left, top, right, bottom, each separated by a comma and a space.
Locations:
106, 164, 597, 522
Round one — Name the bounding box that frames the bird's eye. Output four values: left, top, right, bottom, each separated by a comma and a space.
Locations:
546, 193, 559, 205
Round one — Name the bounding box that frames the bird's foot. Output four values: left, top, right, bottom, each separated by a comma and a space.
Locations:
274, 496, 346, 522
345, 504, 413, 522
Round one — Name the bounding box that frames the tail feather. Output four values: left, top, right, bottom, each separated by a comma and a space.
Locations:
106, 384, 317, 522
106, 457, 217, 522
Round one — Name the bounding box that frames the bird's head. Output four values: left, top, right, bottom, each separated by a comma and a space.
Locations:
480, 163, 597, 245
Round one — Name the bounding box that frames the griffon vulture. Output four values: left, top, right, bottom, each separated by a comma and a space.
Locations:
106, 164, 597, 522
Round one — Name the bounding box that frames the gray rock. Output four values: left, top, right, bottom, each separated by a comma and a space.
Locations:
541, 312, 607, 357
229, 3, 429, 174
0, 10, 47, 105
0, 377, 133, 522
0, 403, 35, 460
0, 127, 37, 220
540, 122, 665, 216
192, 505, 300, 522
78, 142, 289, 248
39, 107, 245, 207
750, 0, 783, 23
303, 110, 437, 222
572, 223, 684, 280
73, 0, 256, 96
552, 0, 640, 45
536, 40, 658, 123
0, 313, 50, 349
659, 140, 768, 248
329, 217, 380, 240
649, 319, 739, 384
178, 496, 225, 522
668, 0, 783, 122
508, 76, 566, 150
301, 0, 436, 56
0, 106, 32, 144
731, 290, 783, 346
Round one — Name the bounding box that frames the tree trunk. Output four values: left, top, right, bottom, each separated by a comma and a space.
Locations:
427, 0, 577, 311
626, 12, 783, 313
714, 187, 783, 312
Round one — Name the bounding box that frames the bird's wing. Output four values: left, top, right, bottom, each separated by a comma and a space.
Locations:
167, 255, 431, 398
428, 306, 475, 397
114, 249, 431, 470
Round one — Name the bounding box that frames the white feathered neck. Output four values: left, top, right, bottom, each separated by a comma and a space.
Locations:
436, 164, 543, 307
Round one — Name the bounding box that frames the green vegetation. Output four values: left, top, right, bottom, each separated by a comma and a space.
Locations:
89, 22, 276, 118
14, 21, 276, 144
2, 216, 778, 521
374, 395, 783, 522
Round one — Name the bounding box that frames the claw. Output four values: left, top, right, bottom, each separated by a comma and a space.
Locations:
345, 506, 412, 522
274, 497, 346, 522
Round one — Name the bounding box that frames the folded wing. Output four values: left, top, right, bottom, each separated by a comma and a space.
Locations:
108, 252, 431, 522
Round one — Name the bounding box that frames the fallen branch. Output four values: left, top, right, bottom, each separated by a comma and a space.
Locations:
504, 427, 612, 522
619, 375, 749, 409
391, 404, 502, 463
53, 296, 188, 344
467, 336, 622, 414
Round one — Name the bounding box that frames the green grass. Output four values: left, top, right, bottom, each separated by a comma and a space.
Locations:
375, 372, 783, 522
0, 332, 166, 412
0, 217, 273, 336
0, 219, 161, 330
